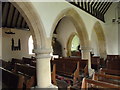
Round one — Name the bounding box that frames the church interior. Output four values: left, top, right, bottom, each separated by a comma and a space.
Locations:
0, 0, 120, 89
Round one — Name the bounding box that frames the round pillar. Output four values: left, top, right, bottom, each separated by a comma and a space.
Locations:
33, 48, 58, 89
81, 47, 94, 76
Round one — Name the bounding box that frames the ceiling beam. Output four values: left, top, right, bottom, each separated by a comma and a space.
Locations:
101, 2, 109, 14
15, 12, 20, 27
10, 6, 15, 28
2, 2, 10, 27
11, 9, 19, 27
4, 2, 10, 27
103, 2, 112, 15
7, 4, 14, 27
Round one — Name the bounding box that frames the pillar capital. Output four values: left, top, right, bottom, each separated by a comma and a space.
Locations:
81, 47, 92, 52
33, 48, 53, 59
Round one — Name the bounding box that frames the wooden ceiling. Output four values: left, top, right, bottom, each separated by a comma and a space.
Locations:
1, 2, 29, 30
66, 0, 113, 22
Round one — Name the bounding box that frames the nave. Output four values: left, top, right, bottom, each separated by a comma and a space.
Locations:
0, 0, 120, 90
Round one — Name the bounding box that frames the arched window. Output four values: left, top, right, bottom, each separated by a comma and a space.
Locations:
71, 35, 80, 51
28, 35, 34, 54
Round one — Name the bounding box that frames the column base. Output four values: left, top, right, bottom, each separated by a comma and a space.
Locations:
31, 84, 58, 90
88, 68, 95, 77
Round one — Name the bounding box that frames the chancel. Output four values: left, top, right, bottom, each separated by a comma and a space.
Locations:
0, 0, 120, 90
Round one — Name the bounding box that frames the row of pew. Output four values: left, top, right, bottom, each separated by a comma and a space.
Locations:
0, 58, 56, 89
91, 55, 120, 71
1, 54, 120, 89
51, 57, 89, 85
69, 68, 120, 89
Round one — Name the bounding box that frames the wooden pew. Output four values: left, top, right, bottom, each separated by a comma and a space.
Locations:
30, 61, 36, 67
0, 67, 24, 89
91, 56, 100, 70
92, 73, 120, 85
11, 58, 23, 64
14, 63, 57, 87
22, 57, 36, 64
52, 59, 80, 84
54, 57, 88, 77
100, 68, 120, 76
13, 63, 36, 88
107, 55, 120, 60
106, 59, 120, 70
81, 78, 120, 89
1, 60, 13, 71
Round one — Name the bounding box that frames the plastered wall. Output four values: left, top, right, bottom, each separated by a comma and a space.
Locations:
104, 3, 119, 55
56, 17, 77, 57
2, 28, 32, 61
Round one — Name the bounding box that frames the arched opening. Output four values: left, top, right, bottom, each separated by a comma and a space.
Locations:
1, 1, 46, 60
91, 21, 107, 58
51, 8, 89, 48
67, 33, 81, 57
50, 8, 90, 58
10, 1, 47, 49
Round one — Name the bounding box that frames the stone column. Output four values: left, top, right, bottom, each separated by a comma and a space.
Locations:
33, 48, 58, 89
81, 47, 94, 76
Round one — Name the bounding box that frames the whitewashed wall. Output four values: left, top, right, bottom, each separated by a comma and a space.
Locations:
2, 28, 32, 61
56, 17, 77, 57
104, 2, 119, 55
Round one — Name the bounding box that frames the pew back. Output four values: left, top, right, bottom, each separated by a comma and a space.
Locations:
1, 67, 24, 89
81, 78, 120, 89
100, 68, 120, 76
14, 63, 36, 76
93, 73, 120, 85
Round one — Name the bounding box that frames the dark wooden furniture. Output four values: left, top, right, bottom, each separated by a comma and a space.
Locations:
93, 73, 120, 85
81, 78, 120, 89
100, 68, 120, 76
52, 59, 80, 84
1, 67, 24, 89
13, 63, 36, 88
54, 57, 88, 77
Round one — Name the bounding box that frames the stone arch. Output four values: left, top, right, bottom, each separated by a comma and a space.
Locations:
67, 32, 79, 56
50, 8, 89, 48
92, 21, 107, 58
9, 1, 47, 51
